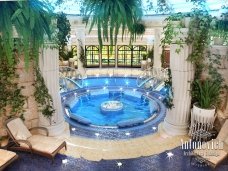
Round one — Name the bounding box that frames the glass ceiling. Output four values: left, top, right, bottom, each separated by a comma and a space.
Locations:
50, 0, 227, 15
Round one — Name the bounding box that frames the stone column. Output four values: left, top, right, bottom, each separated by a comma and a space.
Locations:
163, 29, 195, 135
76, 27, 86, 77
153, 28, 163, 68
39, 45, 65, 136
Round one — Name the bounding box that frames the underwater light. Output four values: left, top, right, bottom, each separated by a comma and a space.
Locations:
105, 80, 109, 84
95, 133, 100, 137
62, 159, 68, 164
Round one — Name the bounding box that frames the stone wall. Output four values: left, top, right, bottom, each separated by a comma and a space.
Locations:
0, 56, 39, 137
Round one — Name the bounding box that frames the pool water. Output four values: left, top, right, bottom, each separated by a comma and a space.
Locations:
82, 77, 137, 88
70, 92, 153, 126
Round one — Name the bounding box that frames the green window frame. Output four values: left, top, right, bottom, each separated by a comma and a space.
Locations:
101, 45, 115, 67
85, 45, 100, 68
117, 45, 147, 68
132, 45, 147, 67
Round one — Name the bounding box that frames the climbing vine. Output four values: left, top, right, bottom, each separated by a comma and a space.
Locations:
0, 38, 25, 119
33, 67, 55, 123
163, 69, 174, 109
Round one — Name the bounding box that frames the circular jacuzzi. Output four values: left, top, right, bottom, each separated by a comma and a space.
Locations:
61, 76, 166, 139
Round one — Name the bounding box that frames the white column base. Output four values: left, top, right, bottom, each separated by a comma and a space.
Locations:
163, 118, 189, 136
39, 120, 65, 136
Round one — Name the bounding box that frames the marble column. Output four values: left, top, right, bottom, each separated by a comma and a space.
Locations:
76, 27, 86, 77
39, 45, 65, 136
163, 29, 195, 135
153, 28, 163, 68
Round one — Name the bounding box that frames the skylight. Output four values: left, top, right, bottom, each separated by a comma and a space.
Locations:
50, 0, 227, 15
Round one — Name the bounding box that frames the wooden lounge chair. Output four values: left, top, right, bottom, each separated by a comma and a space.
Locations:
5, 117, 67, 161
193, 119, 228, 168
0, 149, 18, 171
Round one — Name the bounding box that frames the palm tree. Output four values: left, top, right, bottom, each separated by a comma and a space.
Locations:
82, 0, 145, 48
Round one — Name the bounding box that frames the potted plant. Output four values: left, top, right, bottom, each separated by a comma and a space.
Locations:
59, 47, 75, 66
191, 79, 221, 118
146, 48, 154, 67
141, 54, 147, 63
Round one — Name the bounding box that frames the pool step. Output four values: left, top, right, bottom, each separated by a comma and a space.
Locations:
109, 91, 124, 99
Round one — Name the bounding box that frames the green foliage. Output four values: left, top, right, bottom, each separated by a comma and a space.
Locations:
142, 48, 154, 61
142, 54, 147, 60
163, 68, 174, 109
186, 0, 206, 7
155, 0, 173, 14
161, 13, 184, 55
0, 38, 25, 118
131, 22, 146, 38
191, 79, 221, 109
210, 16, 228, 41
186, 8, 226, 110
83, 0, 144, 48
57, 12, 71, 57
34, 67, 55, 121
0, 0, 54, 68
78, 40, 86, 67
186, 9, 213, 79
59, 46, 75, 61
147, 48, 154, 61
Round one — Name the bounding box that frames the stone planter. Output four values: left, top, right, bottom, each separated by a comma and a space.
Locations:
192, 103, 216, 119
141, 60, 147, 70
62, 60, 69, 66
189, 103, 216, 139
213, 37, 225, 45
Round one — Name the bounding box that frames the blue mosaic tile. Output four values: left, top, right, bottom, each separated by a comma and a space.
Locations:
5, 147, 228, 171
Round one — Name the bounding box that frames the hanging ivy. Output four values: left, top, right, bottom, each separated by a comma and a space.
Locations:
186, 9, 213, 79
163, 69, 174, 109
33, 67, 55, 122
0, 38, 25, 119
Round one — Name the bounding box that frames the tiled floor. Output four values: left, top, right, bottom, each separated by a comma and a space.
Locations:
61, 125, 190, 161
5, 147, 228, 171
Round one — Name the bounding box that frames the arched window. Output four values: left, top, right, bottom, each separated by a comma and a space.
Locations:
101, 45, 115, 67
85, 45, 99, 67
132, 46, 147, 67
117, 45, 132, 67
118, 45, 147, 67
